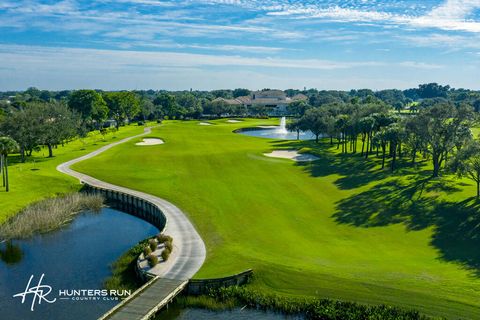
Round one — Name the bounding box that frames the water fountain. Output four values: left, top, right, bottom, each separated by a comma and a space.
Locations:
276, 116, 288, 134
237, 116, 313, 140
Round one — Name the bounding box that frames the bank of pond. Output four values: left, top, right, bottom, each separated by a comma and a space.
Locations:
0, 194, 438, 320
0, 207, 158, 320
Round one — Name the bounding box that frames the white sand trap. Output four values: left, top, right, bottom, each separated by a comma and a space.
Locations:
226, 119, 242, 123
199, 122, 213, 126
257, 125, 278, 129
136, 138, 164, 146
264, 150, 319, 162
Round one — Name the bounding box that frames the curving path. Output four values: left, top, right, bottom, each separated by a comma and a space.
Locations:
57, 127, 206, 280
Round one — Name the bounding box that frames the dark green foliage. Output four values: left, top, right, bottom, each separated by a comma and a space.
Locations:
164, 240, 173, 252
207, 287, 437, 320
147, 253, 158, 267
156, 233, 173, 244
68, 89, 108, 124
143, 246, 152, 256
104, 239, 148, 292
148, 238, 157, 251
161, 248, 171, 261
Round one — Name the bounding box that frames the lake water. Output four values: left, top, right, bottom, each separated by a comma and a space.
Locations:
238, 127, 314, 140
159, 306, 303, 320
0, 207, 158, 320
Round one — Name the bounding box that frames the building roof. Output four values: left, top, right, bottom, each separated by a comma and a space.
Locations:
213, 90, 308, 106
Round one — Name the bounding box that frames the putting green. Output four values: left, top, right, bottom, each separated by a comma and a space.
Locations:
72, 119, 480, 319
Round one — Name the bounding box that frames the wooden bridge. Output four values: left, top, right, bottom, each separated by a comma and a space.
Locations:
99, 277, 188, 320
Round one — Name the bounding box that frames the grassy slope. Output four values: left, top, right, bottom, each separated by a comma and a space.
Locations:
72, 119, 480, 319
0, 124, 147, 223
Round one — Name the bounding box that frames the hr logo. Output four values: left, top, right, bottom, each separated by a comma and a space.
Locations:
13, 274, 57, 311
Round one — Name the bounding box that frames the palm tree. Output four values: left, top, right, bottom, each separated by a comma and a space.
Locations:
0, 137, 19, 192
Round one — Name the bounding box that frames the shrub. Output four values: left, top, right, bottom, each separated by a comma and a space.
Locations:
148, 239, 157, 251
206, 287, 434, 320
161, 248, 171, 261
143, 246, 151, 256
103, 238, 149, 292
156, 233, 173, 244
147, 254, 158, 267
137, 121, 145, 126
156, 119, 162, 124
164, 240, 173, 252
0, 193, 104, 240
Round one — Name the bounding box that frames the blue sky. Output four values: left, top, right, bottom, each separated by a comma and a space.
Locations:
0, 0, 479, 91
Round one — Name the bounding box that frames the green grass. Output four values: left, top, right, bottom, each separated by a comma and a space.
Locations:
70, 119, 480, 319
0, 124, 148, 223
104, 239, 148, 292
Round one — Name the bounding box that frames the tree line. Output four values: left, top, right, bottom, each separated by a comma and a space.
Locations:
1, 84, 480, 194
289, 101, 480, 197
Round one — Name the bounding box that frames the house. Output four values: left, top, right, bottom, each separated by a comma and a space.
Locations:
215, 90, 308, 116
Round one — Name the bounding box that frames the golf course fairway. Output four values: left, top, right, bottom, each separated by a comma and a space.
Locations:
72, 119, 480, 319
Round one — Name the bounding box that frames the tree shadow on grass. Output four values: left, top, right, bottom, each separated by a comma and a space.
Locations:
270, 139, 424, 190
269, 139, 480, 272
333, 177, 480, 274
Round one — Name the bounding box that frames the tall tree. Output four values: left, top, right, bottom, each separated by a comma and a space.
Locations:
0, 137, 19, 192
0, 107, 42, 162
298, 108, 332, 143
68, 90, 108, 126
104, 92, 141, 128
416, 103, 474, 177
153, 93, 178, 119
449, 140, 480, 198
38, 102, 81, 157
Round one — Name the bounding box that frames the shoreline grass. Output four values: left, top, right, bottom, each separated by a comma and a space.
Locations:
185, 287, 439, 320
103, 239, 148, 292
0, 123, 150, 224
0, 193, 104, 240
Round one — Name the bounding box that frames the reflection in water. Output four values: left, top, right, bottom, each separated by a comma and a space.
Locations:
238, 128, 315, 141
0, 241, 23, 265
157, 305, 303, 320
0, 208, 158, 320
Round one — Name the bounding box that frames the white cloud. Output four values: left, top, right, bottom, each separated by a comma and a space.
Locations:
0, 44, 380, 71
265, 1, 480, 33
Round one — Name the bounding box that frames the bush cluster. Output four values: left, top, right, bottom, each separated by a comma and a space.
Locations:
0, 193, 104, 240
156, 233, 173, 244
208, 287, 435, 320
143, 246, 152, 256
164, 240, 173, 252
148, 238, 157, 251
161, 248, 171, 261
147, 254, 158, 267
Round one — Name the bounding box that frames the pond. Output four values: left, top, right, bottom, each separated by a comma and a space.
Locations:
158, 305, 303, 320
0, 207, 158, 320
238, 127, 315, 140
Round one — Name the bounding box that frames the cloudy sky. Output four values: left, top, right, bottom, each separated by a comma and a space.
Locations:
0, 0, 479, 91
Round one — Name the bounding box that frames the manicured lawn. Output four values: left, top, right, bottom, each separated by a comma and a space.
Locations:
0, 124, 148, 223
72, 119, 480, 319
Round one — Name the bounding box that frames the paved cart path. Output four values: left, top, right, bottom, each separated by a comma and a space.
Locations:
57, 127, 206, 280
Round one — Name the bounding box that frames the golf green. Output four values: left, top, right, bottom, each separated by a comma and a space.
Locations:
71, 119, 480, 319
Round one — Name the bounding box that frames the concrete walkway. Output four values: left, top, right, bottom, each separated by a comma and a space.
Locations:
57, 127, 206, 280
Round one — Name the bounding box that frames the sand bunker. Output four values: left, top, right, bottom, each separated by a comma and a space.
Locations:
257, 125, 278, 129
264, 150, 319, 162
199, 122, 213, 126
226, 119, 242, 123
136, 138, 164, 146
